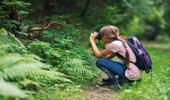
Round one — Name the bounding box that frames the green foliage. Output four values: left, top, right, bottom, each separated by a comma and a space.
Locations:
0, 28, 26, 53
27, 40, 62, 65
58, 58, 97, 83
27, 69, 71, 84
27, 33, 99, 84
32, 84, 85, 100
1, 0, 170, 99
0, 29, 71, 98
118, 16, 141, 37
27, 26, 99, 84
0, 52, 71, 97
2, 1, 31, 8
0, 80, 27, 98
163, 0, 170, 36
0, 26, 99, 99
0, 0, 31, 33
156, 35, 170, 44
118, 46, 170, 100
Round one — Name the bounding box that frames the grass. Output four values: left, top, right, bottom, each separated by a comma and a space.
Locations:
117, 44, 170, 100
28, 43, 170, 100
47, 43, 170, 100
28, 85, 86, 100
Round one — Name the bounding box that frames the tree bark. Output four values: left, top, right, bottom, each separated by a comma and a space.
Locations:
9, 6, 22, 35
42, 0, 52, 18
27, 21, 63, 40
79, 0, 91, 17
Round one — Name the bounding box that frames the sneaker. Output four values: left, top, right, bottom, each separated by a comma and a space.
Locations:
98, 78, 115, 86
102, 78, 115, 83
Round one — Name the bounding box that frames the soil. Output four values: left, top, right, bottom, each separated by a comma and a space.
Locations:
84, 85, 119, 100
84, 74, 119, 100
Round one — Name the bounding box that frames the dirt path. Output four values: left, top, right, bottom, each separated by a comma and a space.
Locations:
84, 85, 118, 100
145, 42, 170, 50
84, 74, 119, 100
84, 43, 170, 100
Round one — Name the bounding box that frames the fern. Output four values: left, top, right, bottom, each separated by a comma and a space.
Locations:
0, 28, 71, 83
2, 62, 45, 80
26, 69, 71, 84
0, 53, 71, 84
0, 53, 46, 70
0, 28, 26, 53
59, 58, 97, 83
0, 53, 71, 97
0, 80, 27, 98
0, 53, 72, 98
0, 28, 98, 98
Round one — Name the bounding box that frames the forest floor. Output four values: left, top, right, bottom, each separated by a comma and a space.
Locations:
144, 42, 170, 50
84, 74, 119, 100
84, 85, 118, 100
83, 42, 170, 100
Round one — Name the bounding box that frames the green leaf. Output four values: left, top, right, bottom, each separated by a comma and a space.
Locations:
0, 80, 27, 98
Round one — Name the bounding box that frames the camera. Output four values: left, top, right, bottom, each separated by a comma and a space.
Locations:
88, 32, 102, 48
93, 32, 101, 40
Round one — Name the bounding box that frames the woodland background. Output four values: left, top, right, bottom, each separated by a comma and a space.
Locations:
0, 0, 169, 100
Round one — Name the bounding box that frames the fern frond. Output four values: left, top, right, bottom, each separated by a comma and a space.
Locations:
1, 58, 69, 84
0, 28, 26, 53
59, 58, 97, 81
0, 53, 48, 70
0, 80, 27, 98
26, 69, 71, 84
2, 62, 45, 80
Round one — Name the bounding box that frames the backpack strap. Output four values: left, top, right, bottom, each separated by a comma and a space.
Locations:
115, 39, 135, 67
122, 40, 130, 64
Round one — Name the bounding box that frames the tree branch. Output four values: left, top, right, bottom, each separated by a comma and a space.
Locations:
27, 21, 63, 33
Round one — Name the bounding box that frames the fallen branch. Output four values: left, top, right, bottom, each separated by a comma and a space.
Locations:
26, 21, 63, 40
27, 21, 63, 33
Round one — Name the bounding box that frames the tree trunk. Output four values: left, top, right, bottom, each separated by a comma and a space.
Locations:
9, 6, 21, 35
79, 0, 91, 18
42, 0, 52, 18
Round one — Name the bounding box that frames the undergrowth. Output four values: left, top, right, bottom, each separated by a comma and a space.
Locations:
117, 46, 170, 100
0, 26, 100, 99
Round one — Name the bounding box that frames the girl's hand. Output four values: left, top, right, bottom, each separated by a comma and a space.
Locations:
89, 32, 98, 41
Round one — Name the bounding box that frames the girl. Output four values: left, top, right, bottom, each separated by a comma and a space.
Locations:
89, 25, 141, 85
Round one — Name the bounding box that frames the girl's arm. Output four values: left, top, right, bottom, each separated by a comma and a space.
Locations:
89, 33, 112, 58
105, 53, 116, 59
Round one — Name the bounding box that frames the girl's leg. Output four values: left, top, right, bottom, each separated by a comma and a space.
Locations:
96, 58, 128, 83
96, 58, 116, 82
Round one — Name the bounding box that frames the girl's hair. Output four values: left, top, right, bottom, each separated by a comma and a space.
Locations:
99, 25, 126, 41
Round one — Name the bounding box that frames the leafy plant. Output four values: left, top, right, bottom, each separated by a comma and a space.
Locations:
118, 46, 170, 100
0, 80, 27, 98
58, 58, 97, 83
0, 29, 71, 98
27, 27, 100, 84
0, 0, 31, 34
27, 40, 62, 65
0, 28, 26, 53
